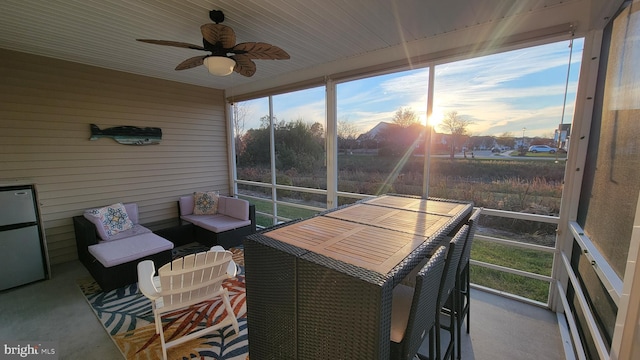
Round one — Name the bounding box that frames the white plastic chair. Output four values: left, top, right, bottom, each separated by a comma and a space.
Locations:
137, 246, 240, 360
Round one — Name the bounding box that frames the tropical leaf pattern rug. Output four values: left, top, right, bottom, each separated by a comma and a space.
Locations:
78, 244, 249, 360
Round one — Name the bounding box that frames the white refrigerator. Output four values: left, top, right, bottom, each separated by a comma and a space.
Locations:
0, 185, 48, 291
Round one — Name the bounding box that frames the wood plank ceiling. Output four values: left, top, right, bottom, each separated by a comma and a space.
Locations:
0, 0, 618, 94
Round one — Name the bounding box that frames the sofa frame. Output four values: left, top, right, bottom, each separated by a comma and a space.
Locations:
178, 201, 256, 249
73, 215, 172, 292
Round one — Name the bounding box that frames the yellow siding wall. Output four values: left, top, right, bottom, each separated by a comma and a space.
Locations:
0, 49, 230, 265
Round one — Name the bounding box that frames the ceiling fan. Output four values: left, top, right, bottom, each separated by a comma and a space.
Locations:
137, 10, 290, 77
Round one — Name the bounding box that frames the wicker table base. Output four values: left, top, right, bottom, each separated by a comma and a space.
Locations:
244, 195, 472, 359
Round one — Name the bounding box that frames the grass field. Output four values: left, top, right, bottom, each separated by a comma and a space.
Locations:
470, 239, 554, 302
238, 195, 319, 227
470, 266, 550, 302
509, 150, 567, 159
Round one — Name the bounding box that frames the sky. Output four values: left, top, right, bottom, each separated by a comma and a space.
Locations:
239, 38, 583, 138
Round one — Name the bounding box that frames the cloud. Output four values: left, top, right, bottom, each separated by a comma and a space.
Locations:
240, 38, 582, 138
353, 39, 582, 136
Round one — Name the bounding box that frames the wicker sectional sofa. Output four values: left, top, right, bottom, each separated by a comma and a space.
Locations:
73, 203, 173, 291
178, 194, 256, 249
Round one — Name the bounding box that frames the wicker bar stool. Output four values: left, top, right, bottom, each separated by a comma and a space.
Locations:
390, 245, 447, 360
455, 208, 482, 359
436, 225, 469, 360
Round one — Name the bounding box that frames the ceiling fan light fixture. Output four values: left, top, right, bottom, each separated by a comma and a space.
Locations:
137, 10, 288, 77
203, 56, 235, 76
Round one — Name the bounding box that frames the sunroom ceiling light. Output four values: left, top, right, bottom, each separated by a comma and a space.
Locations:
203, 56, 236, 76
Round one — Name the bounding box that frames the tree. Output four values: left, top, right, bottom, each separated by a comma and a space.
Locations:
274, 119, 325, 172
337, 119, 360, 153
375, 107, 422, 156
259, 114, 284, 129
239, 127, 271, 166
259, 114, 270, 129
310, 122, 325, 139
438, 111, 473, 158
496, 131, 515, 149
392, 107, 419, 128
469, 135, 493, 151
239, 118, 325, 172
377, 122, 425, 157
232, 103, 249, 157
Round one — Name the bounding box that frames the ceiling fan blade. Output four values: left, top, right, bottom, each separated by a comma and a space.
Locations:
232, 42, 290, 60
136, 39, 205, 50
231, 55, 256, 77
175, 55, 207, 70
200, 24, 236, 48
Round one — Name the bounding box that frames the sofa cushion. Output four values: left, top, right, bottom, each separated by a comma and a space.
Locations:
85, 203, 139, 224
193, 191, 220, 215
179, 196, 194, 216
99, 224, 152, 242
88, 233, 174, 268
218, 197, 250, 221
181, 214, 251, 233
123, 203, 139, 224
84, 203, 134, 241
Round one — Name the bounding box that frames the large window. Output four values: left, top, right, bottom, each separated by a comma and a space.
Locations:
233, 97, 275, 226
234, 87, 326, 226
273, 87, 326, 202
336, 69, 430, 204
431, 39, 582, 212
232, 37, 582, 304
429, 40, 581, 302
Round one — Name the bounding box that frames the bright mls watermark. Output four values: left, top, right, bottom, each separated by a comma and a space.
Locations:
1, 342, 57, 359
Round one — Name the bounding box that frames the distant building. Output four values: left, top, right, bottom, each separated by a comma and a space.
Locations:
356, 121, 392, 142
515, 137, 528, 149
555, 124, 571, 150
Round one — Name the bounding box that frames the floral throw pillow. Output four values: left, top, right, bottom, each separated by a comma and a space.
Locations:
193, 191, 219, 215
86, 202, 134, 239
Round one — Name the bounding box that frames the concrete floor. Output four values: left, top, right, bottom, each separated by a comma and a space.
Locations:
0, 261, 122, 359
452, 290, 567, 360
0, 261, 566, 360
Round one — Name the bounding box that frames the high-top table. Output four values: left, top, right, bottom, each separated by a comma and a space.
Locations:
244, 195, 473, 360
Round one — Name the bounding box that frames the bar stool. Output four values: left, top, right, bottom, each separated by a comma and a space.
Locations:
436, 224, 469, 360
455, 208, 482, 359
390, 245, 447, 360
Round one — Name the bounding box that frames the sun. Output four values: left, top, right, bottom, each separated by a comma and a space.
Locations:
428, 107, 444, 127
419, 114, 428, 126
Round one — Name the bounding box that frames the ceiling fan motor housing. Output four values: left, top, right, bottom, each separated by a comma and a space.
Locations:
209, 10, 224, 24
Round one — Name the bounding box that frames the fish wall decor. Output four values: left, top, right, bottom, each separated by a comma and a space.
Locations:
89, 124, 162, 145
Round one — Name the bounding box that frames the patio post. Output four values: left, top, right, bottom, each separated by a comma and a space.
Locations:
422, 65, 435, 199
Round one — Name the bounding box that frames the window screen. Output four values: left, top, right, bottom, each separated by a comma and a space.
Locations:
577, 2, 640, 278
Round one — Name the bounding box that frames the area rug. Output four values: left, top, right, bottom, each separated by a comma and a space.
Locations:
78, 244, 249, 360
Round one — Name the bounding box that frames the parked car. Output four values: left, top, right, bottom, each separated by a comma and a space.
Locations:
528, 145, 556, 153
491, 147, 502, 153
